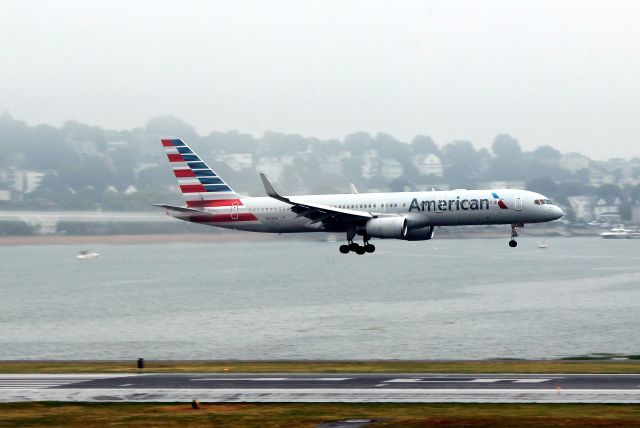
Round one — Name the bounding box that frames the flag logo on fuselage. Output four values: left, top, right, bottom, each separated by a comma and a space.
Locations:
492, 192, 509, 209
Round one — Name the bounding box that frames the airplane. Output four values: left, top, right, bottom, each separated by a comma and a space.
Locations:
156, 138, 564, 254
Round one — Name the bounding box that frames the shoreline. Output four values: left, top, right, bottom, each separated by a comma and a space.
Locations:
0, 230, 596, 246
0, 233, 274, 246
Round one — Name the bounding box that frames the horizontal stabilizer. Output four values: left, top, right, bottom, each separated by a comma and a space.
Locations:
153, 204, 207, 214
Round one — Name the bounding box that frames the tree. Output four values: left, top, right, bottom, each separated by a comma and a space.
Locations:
411, 135, 439, 155
531, 145, 561, 164
492, 134, 522, 159
526, 176, 558, 198
344, 132, 374, 155
441, 140, 481, 188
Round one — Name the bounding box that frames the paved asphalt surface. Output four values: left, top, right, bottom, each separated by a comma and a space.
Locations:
42, 373, 640, 390
2, 373, 640, 402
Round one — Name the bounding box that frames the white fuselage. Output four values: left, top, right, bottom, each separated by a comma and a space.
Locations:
170, 188, 563, 235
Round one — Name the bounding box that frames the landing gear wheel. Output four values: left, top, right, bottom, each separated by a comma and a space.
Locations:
354, 245, 366, 255
509, 240, 518, 248
349, 242, 359, 251
339, 245, 350, 254
364, 243, 376, 253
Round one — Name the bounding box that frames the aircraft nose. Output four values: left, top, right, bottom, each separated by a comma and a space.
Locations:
552, 206, 564, 220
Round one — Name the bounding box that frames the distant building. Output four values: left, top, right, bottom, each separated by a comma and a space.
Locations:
560, 153, 591, 173
255, 156, 294, 183
631, 200, 640, 224
216, 153, 254, 171
7, 169, 45, 194
412, 153, 443, 177
75, 140, 101, 157
124, 185, 138, 194
106, 140, 129, 151
319, 152, 350, 176
477, 180, 526, 190
380, 159, 403, 180
593, 197, 621, 223
0, 189, 10, 201
361, 150, 379, 179
589, 169, 616, 187
567, 196, 594, 222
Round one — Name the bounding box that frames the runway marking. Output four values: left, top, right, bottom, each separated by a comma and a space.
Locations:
0, 375, 128, 390
192, 377, 352, 382
384, 378, 553, 384
119, 384, 134, 387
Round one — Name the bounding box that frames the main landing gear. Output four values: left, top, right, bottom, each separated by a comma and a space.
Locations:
339, 230, 375, 255
509, 224, 519, 248
339, 241, 376, 255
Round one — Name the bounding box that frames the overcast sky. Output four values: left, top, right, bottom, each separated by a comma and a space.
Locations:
2, 0, 639, 159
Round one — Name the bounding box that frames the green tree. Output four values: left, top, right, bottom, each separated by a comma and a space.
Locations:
411, 135, 439, 155
441, 140, 481, 188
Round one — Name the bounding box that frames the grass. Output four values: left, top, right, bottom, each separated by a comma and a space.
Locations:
1, 403, 640, 427
1, 359, 640, 374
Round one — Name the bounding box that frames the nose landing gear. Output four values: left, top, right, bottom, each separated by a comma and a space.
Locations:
509, 224, 519, 247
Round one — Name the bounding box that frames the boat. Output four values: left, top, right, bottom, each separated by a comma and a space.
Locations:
600, 225, 636, 239
77, 250, 101, 260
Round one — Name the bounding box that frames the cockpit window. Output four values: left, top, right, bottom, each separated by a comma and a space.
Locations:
543, 199, 554, 205
534, 199, 541, 205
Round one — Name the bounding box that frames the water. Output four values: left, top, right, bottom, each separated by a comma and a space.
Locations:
0, 237, 639, 360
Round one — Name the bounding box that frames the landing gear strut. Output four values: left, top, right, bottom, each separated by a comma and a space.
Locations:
509, 224, 519, 248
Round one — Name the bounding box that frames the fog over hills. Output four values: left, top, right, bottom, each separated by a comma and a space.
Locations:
1, 1, 639, 159
1, 114, 639, 226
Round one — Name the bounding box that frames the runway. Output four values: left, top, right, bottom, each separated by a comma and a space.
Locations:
2, 373, 640, 403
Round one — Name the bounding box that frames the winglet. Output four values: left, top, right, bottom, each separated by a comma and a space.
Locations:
260, 173, 291, 203
349, 183, 359, 194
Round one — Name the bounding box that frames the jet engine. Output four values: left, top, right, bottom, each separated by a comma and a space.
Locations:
364, 217, 408, 239
403, 225, 435, 241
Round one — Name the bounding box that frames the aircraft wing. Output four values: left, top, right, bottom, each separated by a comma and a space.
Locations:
260, 174, 373, 223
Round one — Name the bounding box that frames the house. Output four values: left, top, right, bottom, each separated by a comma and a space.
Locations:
589, 169, 616, 187
412, 153, 443, 177
593, 197, 621, 223
631, 200, 640, 224
216, 153, 254, 171
567, 196, 594, 222
477, 180, 526, 190
560, 153, 591, 173
380, 159, 403, 180
255, 156, 294, 183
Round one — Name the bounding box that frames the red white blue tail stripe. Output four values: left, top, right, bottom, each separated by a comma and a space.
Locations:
161, 138, 258, 223
162, 138, 241, 207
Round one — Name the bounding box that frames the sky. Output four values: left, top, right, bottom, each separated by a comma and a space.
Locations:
1, 0, 639, 159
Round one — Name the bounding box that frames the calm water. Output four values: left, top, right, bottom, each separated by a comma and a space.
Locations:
0, 237, 639, 360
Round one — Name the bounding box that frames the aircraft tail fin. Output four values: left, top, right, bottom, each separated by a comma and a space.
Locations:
161, 138, 242, 208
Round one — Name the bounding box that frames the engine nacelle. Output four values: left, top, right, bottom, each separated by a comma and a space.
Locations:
403, 225, 435, 241
364, 217, 408, 239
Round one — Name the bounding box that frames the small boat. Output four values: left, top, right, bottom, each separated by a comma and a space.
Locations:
600, 225, 635, 239
538, 241, 548, 249
77, 250, 101, 260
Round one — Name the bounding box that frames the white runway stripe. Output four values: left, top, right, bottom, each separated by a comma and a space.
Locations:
0, 374, 129, 389
191, 377, 353, 382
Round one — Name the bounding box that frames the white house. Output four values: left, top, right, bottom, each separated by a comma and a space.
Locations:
593, 197, 621, 223
412, 153, 443, 177
567, 195, 594, 222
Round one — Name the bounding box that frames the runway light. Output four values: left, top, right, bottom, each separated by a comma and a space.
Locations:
223, 368, 229, 372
